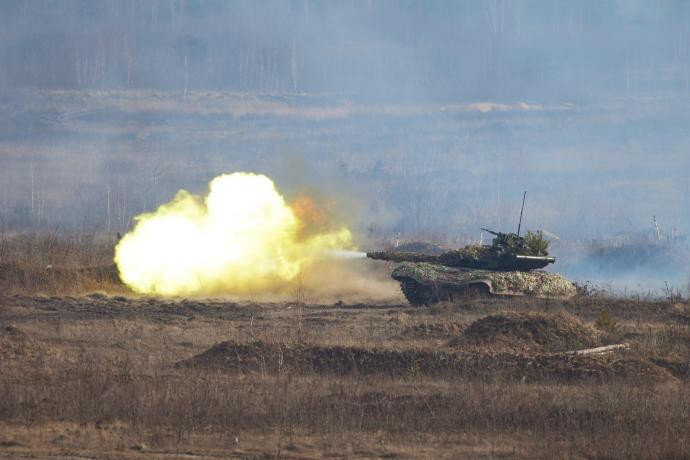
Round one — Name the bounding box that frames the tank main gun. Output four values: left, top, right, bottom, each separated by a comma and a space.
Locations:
366, 251, 437, 263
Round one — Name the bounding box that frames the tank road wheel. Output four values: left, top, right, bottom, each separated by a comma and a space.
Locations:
399, 278, 434, 306
445, 282, 491, 301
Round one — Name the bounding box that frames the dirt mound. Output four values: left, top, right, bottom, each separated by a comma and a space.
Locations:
179, 340, 671, 383
399, 321, 465, 339
451, 312, 599, 353
179, 341, 450, 377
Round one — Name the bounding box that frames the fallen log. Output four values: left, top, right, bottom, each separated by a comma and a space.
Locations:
564, 343, 629, 356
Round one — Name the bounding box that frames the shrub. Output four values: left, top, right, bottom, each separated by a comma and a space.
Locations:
524, 230, 550, 256
595, 309, 621, 341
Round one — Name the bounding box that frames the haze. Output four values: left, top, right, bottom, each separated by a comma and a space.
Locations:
1, 0, 688, 246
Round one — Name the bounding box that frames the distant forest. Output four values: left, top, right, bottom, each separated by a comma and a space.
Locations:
2, 0, 690, 100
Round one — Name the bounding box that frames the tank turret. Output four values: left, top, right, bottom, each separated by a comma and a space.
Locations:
368, 229, 555, 272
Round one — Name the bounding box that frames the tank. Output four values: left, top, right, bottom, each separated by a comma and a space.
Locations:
368, 229, 576, 305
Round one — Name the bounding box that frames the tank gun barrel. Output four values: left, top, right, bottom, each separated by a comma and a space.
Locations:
366, 251, 438, 263
480, 228, 500, 236
514, 254, 555, 269
515, 254, 555, 262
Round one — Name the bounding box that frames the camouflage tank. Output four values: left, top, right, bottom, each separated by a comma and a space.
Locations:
368, 229, 576, 305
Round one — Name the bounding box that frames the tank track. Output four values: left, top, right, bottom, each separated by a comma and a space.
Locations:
398, 277, 491, 306
399, 278, 433, 306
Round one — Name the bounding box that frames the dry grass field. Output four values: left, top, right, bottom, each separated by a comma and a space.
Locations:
0, 235, 689, 459
4, 3, 690, 458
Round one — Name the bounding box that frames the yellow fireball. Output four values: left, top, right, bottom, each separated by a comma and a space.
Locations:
114, 172, 352, 296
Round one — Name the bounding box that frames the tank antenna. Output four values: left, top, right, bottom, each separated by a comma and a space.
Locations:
517, 191, 527, 236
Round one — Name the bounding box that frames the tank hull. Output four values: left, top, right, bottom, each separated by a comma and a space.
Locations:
391, 262, 576, 306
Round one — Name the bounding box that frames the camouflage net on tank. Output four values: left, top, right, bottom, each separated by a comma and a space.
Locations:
392, 263, 576, 298
392, 262, 453, 282
437, 246, 492, 266
483, 270, 576, 297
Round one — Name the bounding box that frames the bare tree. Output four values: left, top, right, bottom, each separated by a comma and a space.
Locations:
175, 35, 205, 101
291, 39, 298, 92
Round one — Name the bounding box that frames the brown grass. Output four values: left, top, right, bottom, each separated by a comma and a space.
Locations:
0, 236, 689, 458
0, 233, 115, 268
0, 233, 123, 295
